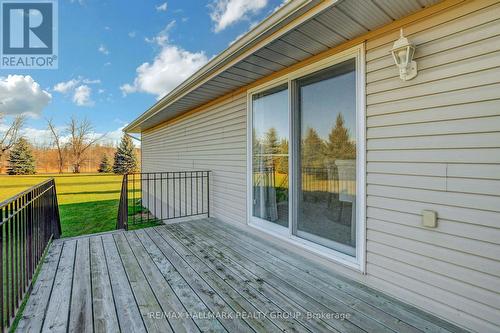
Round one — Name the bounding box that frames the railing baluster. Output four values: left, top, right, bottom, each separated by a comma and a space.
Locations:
9, 201, 14, 321
207, 172, 210, 218
160, 173, 163, 221
15, 197, 20, 310
167, 173, 170, 219
0, 208, 3, 331
5, 205, 9, 328
173, 173, 176, 218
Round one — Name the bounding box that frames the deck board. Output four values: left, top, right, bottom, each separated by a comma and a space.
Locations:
68, 238, 93, 333
16, 242, 63, 333
199, 219, 460, 333
166, 223, 338, 333
101, 233, 146, 333
17, 219, 470, 333
184, 221, 420, 333
145, 227, 253, 333
124, 231, 199, 333
42, 240, 76, 333
114, 232, 171, 333
89, 236, 120, 332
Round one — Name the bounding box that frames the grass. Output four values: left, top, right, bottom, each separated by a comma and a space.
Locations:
0, 173, 161, 238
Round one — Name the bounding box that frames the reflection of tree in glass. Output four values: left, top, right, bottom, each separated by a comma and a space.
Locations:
263, 127, 279, 168
326, 114, 356, 161
252, 128, 261, 155
302, 127, 326, 167
276, 138, 288, 174
254, 127, 289, 178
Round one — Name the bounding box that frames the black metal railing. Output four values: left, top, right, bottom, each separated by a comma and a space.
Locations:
117, 171, 210, 230
0, 179, 61, 330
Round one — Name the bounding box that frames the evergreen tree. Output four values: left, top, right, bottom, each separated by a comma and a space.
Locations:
113, 135, 138, 174
326, 113, 356, 161
301, 127, 325, 167
7, 137, 36, 175
97, 154, 112, 173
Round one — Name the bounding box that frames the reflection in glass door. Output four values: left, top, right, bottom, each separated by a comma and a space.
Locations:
251, 84, 289, 227
295, 59, 357, 255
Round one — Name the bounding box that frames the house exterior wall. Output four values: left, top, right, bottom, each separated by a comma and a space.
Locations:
362, 1, 500, 332
142, 92, 248, 225
141, 1, 500, 331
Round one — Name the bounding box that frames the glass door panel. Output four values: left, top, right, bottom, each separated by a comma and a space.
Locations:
295, 59, 357, 255
252, 84, 289, 227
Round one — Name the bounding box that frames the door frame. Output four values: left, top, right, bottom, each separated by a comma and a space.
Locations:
246, 43, 366, 272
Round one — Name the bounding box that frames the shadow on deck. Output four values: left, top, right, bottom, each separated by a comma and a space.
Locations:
17, 218, 468, 333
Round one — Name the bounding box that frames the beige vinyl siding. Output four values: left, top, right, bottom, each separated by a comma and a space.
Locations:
362, 1, 500, 332
141, 93, 247, 225
140, 1, 500, 332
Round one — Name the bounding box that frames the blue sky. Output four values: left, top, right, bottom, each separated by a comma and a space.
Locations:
0, 0, 285, 145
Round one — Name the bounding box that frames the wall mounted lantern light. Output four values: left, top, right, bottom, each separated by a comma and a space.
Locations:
391, 28, 417, 81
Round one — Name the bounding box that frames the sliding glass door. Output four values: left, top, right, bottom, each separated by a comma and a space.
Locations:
295, 59, 357, 256
249, 46, 364, 266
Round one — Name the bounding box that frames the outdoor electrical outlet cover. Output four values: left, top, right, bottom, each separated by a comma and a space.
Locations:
422, 210, 437, 228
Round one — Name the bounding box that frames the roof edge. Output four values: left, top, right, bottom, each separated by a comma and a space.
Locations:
124, 0, 333, 133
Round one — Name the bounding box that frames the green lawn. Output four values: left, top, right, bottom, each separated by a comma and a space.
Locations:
0, 173, 158, 238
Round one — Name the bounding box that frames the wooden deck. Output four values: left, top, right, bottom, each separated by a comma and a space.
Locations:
17, 218, 468, 333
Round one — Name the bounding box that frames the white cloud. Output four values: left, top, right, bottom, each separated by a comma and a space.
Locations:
156, 2, 168, 12
73, 85, 94, 106
53, 79, 79, 93
105, 125, 127, 145
53, 78, 100, 94
98, 44, 109, 55
121, 46, 207, 98
0, 75, 51, 116
83, 78, 101, 84
16, 124, 129, 147
128, 31, 136, 38
53, 77, 100, 107
20, 127, 54, 147
145, 20, 176, 46
122, 22, 208, 98
209, 0, 267, 33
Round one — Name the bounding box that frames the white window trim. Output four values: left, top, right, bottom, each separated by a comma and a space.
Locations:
246, 43, 366, 273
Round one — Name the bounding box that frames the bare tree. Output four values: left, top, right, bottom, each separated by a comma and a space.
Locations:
0, 114, 25, 172
47, 119, 66, 174
67, 117, 106, 173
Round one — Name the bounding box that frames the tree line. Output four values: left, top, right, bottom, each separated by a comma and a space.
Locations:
0, 114, 138, 175
254, 114, 356, 173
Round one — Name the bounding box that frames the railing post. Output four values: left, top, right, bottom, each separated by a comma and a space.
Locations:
124, 174, 128, 230
52, 180, 61, 239
117, 174, 129, 230
207, 171, 210, 218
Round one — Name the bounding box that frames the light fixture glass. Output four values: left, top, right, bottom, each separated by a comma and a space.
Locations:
391, 28, 417, 81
